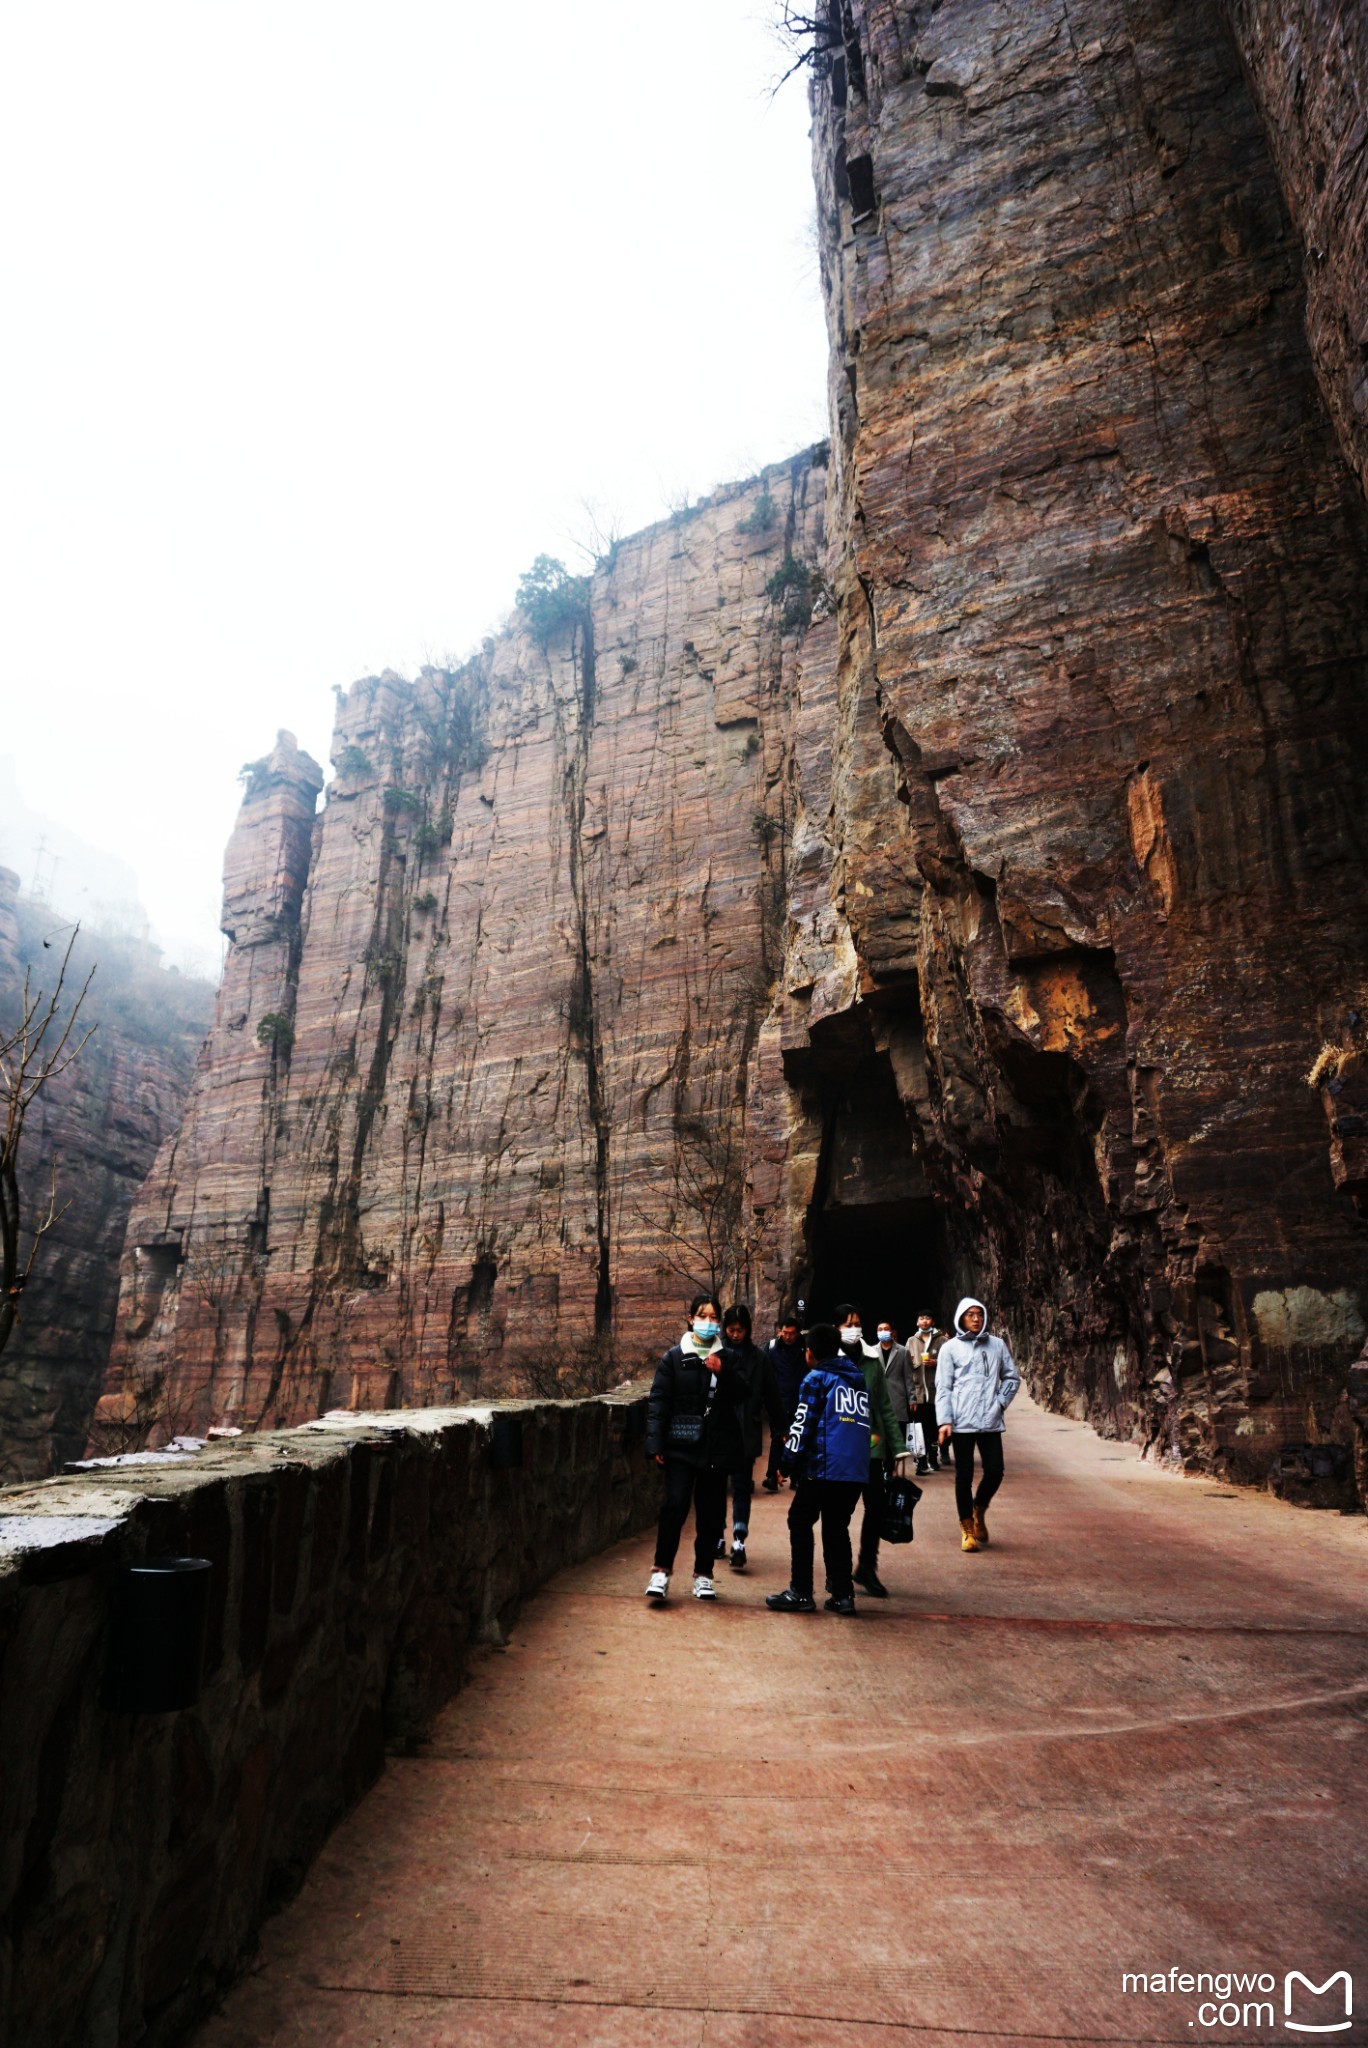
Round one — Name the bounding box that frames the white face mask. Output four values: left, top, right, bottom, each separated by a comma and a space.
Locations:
840, 1325, 861, 1344
877, 1327, 892, 1344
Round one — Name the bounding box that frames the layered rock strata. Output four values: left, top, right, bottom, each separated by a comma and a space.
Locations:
102, 2, 1368, 1494
1222, 0, 1368, 500
100, 465, 824, 1431
767, 0, 1368, 1483
0, 872, 212, 1479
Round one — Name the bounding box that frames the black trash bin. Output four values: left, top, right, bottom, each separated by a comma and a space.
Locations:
103, 1557, 212, 1714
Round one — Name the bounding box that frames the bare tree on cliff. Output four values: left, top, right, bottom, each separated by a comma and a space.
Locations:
0, 929, 96, 1358
642, 1112, 752, 1310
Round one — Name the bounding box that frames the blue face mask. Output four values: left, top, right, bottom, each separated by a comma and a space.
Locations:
693, 1317, 720, 1341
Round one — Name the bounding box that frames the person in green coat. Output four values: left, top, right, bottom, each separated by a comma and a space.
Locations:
835, 1302, 906, 1598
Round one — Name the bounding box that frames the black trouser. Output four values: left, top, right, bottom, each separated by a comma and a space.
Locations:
951, 1431, 1005, 1521
728, 1461, 755, 1537
915, 1399, 940, 1466
857, 1460, 886, 1575
655, 1459, 729, 1575
766, 1409, 797, 1480
787, 1478, 864, 1599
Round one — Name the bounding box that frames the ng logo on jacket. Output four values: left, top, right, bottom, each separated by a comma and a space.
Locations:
780, 1360, 873, 1484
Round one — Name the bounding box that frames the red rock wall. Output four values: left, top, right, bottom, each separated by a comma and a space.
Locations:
1221, 0, 1368, 502
764, 0, 1368, 1484
101, 3, 1368, 1493
102, 462, 825, 1433
0, 871, 213, 1478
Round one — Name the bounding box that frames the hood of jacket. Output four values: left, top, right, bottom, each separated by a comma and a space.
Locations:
953, 1297, 989, 1340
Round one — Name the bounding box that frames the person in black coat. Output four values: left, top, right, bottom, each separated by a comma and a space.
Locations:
644, 1293, 752, 1603
718, 1303, 783, 1571
762, 1311, 808, 1490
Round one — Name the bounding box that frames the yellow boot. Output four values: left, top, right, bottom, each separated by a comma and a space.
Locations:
959, 1517, 980, 1552
972, 1507, 989, 1546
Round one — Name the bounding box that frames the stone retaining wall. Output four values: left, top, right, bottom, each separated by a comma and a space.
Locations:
0, 1392, 659, 2048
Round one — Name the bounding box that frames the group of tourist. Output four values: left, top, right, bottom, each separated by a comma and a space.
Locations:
643, 1295, 1020, 1611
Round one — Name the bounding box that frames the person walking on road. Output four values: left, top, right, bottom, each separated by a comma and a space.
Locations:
878, 1320, 925, 1473
718, 1302, 781, 1571
762, 1312, 808, 1491
837, 1304, 905, 1599
644, 1295, 752, 1602
935, 1297, 1020, 1551
766, 1322, 872, 1616
910, 1313, 946, 1471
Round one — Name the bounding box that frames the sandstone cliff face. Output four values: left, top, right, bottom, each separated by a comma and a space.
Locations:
0, 871, 213, 1478
101, 463, 825, 1431
762, 0, 1368, 1485
102, 2, 1368, 1497
1222, 0, 1368, 502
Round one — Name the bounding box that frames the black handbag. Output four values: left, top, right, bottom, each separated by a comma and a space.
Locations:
666, 1354, 721, 1448
880, 1473, 923, 1545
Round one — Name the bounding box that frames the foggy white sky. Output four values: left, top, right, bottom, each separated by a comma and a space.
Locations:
0, 2, 828, 974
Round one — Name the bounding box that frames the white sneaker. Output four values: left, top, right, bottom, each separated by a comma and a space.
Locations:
646, 1569, 669, 1601
692, 1575, 717, 1600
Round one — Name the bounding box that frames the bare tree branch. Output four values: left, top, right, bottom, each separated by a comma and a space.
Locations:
0, 926, 96, 1358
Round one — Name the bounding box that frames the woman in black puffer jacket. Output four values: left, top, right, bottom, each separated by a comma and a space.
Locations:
644, 1293, 751, 1604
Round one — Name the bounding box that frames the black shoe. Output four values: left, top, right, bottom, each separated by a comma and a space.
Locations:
853, 1567, 888, 1598
915, 1460, 931, 1476
766, 1586, 817, 1613
729, 1538, 747, 1570
824, 1594, 857, 1615
716, 1536, 727, 1558
761, 1476, 779, 1493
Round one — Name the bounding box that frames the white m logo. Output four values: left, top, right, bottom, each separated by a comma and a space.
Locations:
1285, 1971, 1352, 2033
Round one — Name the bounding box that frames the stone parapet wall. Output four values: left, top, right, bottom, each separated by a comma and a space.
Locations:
0, 1391, 659, 2048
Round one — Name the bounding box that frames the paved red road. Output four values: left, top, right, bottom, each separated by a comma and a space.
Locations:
198, 1394, 1368, 2046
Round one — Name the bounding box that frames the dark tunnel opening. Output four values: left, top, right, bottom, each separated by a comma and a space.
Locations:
799, 1047, 953, 1346
807, 1193, 948, 1343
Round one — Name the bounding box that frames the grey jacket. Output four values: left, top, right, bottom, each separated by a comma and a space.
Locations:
881, 1343, 920, 1423
934, 1297, 1020, 1434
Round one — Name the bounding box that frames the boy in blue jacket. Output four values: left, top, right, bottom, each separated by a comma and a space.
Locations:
766, 1323, 872, 1616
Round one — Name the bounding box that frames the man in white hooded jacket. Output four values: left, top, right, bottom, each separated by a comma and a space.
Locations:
934, 1297, 1020, 1551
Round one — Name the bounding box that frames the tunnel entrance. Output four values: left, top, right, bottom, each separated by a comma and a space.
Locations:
807, 1195, 946, 1342
801, 1050, 951, 1344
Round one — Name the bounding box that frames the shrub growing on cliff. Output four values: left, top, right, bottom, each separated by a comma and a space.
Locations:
516, 555, 590, 645
336, 744, 372, 780
765, 555, 832, 635
413, 890, 438, 916
363, 944, 400, 986
413, 807, 455, 858
255, 1012, 294, 1056
765, 553, 813, 632
382, 787, 421, 815
737, 489, 777, 536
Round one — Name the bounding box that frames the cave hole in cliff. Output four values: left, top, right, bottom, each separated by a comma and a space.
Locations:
468, 1257, 497, 1315
807, 1197, 945, 1342
803, 1050, 948, 1342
